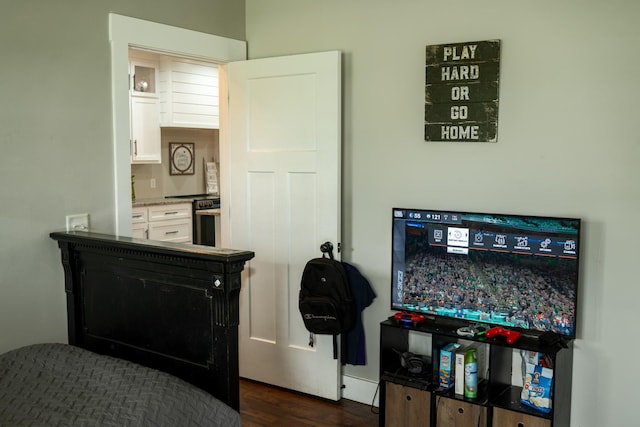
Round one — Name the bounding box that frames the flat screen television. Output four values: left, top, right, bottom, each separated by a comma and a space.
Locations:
391, 208, 581, 339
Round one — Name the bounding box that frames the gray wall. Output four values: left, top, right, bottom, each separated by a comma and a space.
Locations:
0, 1, 244, 351
2, 1, 637, 425
245, 0, 638, 426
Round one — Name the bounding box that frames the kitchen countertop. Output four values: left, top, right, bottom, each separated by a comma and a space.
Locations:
132, 197, 193, 207
195, 208, 220, 216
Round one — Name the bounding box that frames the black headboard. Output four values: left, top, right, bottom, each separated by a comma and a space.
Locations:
50, 231, 254, 410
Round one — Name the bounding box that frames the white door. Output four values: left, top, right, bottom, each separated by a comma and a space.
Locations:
225, 51, 342, 400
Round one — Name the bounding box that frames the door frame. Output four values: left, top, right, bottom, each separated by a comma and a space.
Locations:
108, 13, 246, 235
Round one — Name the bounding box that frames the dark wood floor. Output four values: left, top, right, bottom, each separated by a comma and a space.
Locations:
239, 378, 379, 427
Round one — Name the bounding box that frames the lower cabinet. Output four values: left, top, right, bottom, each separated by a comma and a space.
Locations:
381, 379, 552, 427
148, 218, 191, 243
492, 408, 551, 427
385, 382, 431, 427
131, 203, 192, 243
435, 396, 487, 427
131, 221, 148, 239
131, 206, 148, 239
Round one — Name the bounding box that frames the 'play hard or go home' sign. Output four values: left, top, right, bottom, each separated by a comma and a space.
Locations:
425, 39, 500, 142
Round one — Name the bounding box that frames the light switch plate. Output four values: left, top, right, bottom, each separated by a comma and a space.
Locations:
66, 213, 89, 231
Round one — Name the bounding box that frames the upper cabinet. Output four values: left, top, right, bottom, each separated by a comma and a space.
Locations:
127, 50, 219, 164
129, 50, 161, 164
159, 57, 220, 129
131, 60, 157, 96
130, 96, 161, 163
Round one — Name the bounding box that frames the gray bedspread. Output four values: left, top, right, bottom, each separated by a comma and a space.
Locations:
0, 343, 241, 427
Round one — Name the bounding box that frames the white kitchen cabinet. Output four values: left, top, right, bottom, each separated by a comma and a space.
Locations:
130, 96, 161, 163
131, 203, 192, 243
159, 57, 219, 129
129, 51, 161, 164
131, 222, 148, 239
130, 57, 158, 97
131, 206, 148, 239
147, 203, 191, 223
148, 218, 191, 243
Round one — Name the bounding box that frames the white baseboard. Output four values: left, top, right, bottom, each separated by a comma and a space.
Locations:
341, 374, 380, 407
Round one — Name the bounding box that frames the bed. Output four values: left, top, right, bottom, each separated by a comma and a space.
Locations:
0, 231, 254, 426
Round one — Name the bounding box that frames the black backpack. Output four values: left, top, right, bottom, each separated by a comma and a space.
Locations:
299, 242, 356, 360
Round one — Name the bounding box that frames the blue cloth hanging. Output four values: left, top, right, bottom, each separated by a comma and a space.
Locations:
342, 262, 376, 366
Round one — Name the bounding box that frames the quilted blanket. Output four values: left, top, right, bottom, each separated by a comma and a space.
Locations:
0, 343, 240, 427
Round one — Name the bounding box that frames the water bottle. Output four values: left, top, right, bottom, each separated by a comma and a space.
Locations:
464, 347, 478, 398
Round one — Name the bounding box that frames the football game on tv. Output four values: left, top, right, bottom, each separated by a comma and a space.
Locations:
391, 208, 581, 338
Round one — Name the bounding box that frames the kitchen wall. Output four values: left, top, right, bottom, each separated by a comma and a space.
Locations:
245, 1, 639, 426
132, 128, 219, 199
0, 1, 244, 355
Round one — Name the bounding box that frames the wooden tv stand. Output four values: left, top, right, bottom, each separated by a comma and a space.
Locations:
379, 318, 573, 427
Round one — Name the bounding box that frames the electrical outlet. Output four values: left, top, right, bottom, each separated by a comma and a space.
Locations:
66, 213, 90, 232
150, 178, 156, 188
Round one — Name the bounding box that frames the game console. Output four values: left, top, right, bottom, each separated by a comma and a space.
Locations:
485, 327, 522, 344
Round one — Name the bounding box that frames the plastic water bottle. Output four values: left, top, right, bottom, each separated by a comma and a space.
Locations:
464, 347, 478, 398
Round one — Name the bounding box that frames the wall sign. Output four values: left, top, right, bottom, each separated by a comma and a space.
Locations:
425, 39, 500, 142
169, 142, 195, 175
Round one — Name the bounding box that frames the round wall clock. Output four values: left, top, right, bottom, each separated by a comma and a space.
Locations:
169, 142, 195, 175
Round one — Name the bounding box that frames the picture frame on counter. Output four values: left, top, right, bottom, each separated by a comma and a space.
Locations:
169, 142, 195, 175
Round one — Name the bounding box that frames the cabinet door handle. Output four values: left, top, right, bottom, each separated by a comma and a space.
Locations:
133, 139, 138, 155
132, 214, 143, 219
165, 230, 179, 235
164, 211, 179, 215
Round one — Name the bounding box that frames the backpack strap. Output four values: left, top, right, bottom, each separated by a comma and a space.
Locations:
310, 332, 339, 360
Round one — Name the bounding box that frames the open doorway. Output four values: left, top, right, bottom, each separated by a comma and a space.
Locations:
128, 48, 221, 200
110, 15, 344, 402
109, 13, 246, 235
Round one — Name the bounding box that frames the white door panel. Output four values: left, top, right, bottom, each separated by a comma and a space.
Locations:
226, 51, 341, 400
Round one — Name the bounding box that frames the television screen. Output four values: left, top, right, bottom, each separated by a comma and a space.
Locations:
391, 208, 581, 338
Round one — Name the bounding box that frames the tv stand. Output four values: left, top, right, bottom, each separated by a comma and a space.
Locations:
379, 319, 573, 427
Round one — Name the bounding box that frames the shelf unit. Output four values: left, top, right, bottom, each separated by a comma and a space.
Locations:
379, 318, 573, 427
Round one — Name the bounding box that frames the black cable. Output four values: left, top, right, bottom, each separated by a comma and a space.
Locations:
370, 382, 380, 414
